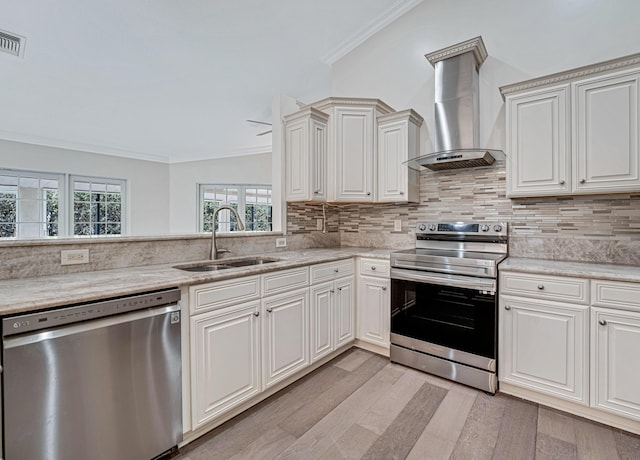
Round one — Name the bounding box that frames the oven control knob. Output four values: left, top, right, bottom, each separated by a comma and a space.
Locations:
418, 224, 427, 231
493, 224, 503, 232
480, 224, 489, 232
428, 224, 436, 231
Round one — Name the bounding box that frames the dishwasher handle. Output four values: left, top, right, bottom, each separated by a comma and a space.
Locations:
3, 303, 179, 349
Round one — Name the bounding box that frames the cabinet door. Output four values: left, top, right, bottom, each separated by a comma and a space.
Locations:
310, 117, 328, 201
334, 107, 374, 201
191, 301, 261, 428
335, 276, 355, 348
357, 276, 390, 348
262, 289, 309, 388
499, 296, 589, 404
378, 120, 408, 202
591, 307, 640, 420
285, 117, 310, 201
310, 281, 333, 363
573, 70, 640, 194
506, 85, 570, 197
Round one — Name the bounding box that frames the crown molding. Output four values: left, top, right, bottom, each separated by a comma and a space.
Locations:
425, 36, 488, 68
0, 130, 171, 163
377, 108, 424, 126
283, 106, 330, 123
308, 97, 396, 114
321, 0, 424, 65
500, 52, 640, 98
170, 145, 272, 164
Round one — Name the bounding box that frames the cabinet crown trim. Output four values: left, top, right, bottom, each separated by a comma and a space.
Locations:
283, 106, 329, 123
500, 52, 640, 99
425, 36, 488, 68
308, 97, 395, 114
377, 108, 424, 126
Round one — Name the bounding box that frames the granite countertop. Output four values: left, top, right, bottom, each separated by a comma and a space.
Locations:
0, 248, 394, 316
500, 257, 640, 283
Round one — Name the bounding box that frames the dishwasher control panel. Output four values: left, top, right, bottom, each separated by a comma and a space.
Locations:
2, 288, 181, 336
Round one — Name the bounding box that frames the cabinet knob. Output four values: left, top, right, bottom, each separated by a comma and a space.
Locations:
266, 308, 273, 313
382, 286, 387, 291
253, 311, 260, 317
537, 284, 544, 290
338, 287, 343, 291
399, 191, 404, 195
580, 179, 586, 184
334, 268, 339, 273
371, 266, 376, 271
599, 319, 607, 326
559, 180, 565, 185
505, 305, 511, 310
330, 289, 335, 293
314, 190, 320, 194
366, 192, 371, 196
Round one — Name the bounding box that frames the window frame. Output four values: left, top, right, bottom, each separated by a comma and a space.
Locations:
198, 183, 273, 233
70, 175, 128, 237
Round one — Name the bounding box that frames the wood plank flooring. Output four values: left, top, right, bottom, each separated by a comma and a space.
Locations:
173, 348, 640, 460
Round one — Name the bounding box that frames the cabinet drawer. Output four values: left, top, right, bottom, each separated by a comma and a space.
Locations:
262, 267, 309, 297
311, 259, 354, 284
500, 272, 589, 304
190, 275, 261, 314
359, 258, 390, 278
592, 280, 640, 312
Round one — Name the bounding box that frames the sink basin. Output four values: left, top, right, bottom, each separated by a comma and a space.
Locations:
174, 257, 281, 272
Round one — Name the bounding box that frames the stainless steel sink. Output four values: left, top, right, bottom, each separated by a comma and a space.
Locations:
174, 257, 281, 272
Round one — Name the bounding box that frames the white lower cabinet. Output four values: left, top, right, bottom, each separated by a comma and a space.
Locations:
190, 300, 261, 429
357, 258, 390, 351
262, 288, 310, 388
499, 296, 589, 404
591, 307, 640, 420
310, 276, 355, 363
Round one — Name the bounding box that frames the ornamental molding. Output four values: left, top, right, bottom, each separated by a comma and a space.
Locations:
500, 52, 640, 99
377, 108, 424, 126
283, 106, 329, 123
425, 36, 488, 68
309, 97, 396, 115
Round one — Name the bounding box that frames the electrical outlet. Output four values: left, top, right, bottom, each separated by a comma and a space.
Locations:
316, 218, 323, 231
393, 219, 402, 232
61, 249, 89, 265
275, 237, 287, 248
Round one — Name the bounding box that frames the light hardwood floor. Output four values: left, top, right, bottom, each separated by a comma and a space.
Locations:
174, 348, 640, 460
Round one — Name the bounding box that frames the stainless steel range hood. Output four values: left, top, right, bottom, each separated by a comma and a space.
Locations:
407, 36, 503, 171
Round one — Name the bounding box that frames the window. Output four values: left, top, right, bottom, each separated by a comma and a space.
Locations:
199, 185, 272, 233
72, 176, 125, 236
0, 169, 63, 239
0, 168, 126, 239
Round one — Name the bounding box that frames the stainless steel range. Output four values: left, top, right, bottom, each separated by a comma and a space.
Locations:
390, 221, 507, 393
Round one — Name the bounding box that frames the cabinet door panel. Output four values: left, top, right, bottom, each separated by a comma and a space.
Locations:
285, 119, 309, 201
335, 277, 355, 348
592, 307, 640, 420
311, 118, 327, 200
310, 282, 333, 362
191, 302, 261, 428
357, 276, 390, 347
499, 297, 588, 404
574, 71, 640, 193
378, 122, 406, 201
506, 85, 570, 197
335, 107, 374, 201
263, 290, 309, 388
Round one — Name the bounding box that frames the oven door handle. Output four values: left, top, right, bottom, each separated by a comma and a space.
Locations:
390, 268, 496, 293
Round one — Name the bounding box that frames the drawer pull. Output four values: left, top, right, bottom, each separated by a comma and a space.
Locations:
580, 179, 586, 184
537, 284, 544, 290
334, 268, 339, 273
559, 180, 565, 185
599, 319, 607, 326
253, 311, 260, 317
371, 266, 376, 271
266, 308, 273, 313
505, 305, 511, 310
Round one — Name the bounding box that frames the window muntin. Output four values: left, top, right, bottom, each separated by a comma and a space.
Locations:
0, 170, 62, 239
72, 177, 125, 236
200, 184, 272, 233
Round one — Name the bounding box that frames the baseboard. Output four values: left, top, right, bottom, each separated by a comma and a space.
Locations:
354, 339, 390, 357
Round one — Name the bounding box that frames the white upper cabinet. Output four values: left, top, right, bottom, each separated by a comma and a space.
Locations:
502, 55, 640, 198
573, 70, 640, 193
283, 97, 421, 203
506, 85, 571, 197
377, 110, 422, 203
284, 107, 329, 202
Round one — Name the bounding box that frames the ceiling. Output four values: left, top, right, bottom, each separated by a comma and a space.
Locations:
0, 0, 421, 163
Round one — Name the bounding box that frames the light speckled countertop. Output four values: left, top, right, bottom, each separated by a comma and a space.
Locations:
499, 257, 640, 283
0, 248, 393, 316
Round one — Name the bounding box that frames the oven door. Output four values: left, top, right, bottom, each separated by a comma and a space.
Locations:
390, 268, 497, 369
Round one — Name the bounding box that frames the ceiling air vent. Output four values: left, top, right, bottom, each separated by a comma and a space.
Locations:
0, 29, 25, 57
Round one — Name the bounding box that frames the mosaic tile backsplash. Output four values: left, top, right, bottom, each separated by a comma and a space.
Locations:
287, 160, 640, 265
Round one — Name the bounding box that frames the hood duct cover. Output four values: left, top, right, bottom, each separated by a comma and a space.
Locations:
407, 36, 503, 171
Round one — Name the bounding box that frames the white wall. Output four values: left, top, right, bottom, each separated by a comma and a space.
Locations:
331, 0, 640, 153
169, 153, 272, 233
0, 139, 170, 235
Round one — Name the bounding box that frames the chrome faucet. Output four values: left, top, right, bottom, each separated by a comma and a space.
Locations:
211, 205, 245, 260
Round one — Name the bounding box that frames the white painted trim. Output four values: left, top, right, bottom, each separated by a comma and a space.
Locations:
170, 145, 272, 164
0, 130, 170, 163
321, 0, 424, 65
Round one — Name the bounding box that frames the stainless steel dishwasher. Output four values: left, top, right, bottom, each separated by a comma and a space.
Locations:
1, 288, 183, 460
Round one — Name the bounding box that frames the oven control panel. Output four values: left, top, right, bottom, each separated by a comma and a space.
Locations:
416, 221, 507, 237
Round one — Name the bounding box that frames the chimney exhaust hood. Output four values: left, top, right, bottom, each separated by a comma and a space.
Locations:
406, 36, 504, 171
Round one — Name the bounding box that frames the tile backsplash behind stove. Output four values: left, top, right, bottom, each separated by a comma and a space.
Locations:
287, 160, 640, 265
